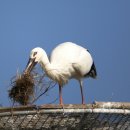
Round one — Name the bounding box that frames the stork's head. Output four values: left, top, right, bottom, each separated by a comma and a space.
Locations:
25, 47, 44, 74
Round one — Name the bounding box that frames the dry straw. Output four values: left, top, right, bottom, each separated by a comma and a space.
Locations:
8, 67, 56, 106
8, 73, 35, 105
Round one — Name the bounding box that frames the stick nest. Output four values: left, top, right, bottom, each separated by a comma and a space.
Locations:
8, 73, 35, 105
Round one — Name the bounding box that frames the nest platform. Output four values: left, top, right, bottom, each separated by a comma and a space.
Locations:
0, 102, 130, 130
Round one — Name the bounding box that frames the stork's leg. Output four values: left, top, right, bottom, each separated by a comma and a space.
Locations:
79, 80, 85, 104
59, 84, 63, 105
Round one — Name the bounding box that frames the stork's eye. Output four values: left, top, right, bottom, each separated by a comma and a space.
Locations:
33, 52, 37, 57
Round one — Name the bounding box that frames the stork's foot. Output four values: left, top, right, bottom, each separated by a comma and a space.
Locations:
59, 102, 64, 108
82, 101, 85, 105
59, 103, 65, 115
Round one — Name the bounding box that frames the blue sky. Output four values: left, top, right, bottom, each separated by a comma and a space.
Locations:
0, 1, 130, 106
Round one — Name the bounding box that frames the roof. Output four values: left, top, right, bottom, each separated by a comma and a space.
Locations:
0, 102, 130, 130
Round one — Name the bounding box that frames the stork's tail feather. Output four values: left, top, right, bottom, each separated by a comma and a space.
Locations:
85, 62, 97, 78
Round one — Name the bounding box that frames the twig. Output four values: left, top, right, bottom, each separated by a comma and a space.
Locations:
31, 82, 57, 104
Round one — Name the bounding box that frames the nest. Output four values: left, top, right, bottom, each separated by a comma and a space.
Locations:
8, 73, 35, 105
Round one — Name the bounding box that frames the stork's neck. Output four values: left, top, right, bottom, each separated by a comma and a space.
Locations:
39, 53, 51, 70
39, 53, 68, 86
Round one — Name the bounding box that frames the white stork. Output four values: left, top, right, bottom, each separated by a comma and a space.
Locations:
25, 42, 97, 105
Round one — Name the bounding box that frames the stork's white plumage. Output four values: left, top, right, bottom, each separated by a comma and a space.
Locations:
25, 42, 97, 105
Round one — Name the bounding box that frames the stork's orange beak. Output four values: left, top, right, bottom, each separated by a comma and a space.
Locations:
24, 58, 37, 74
